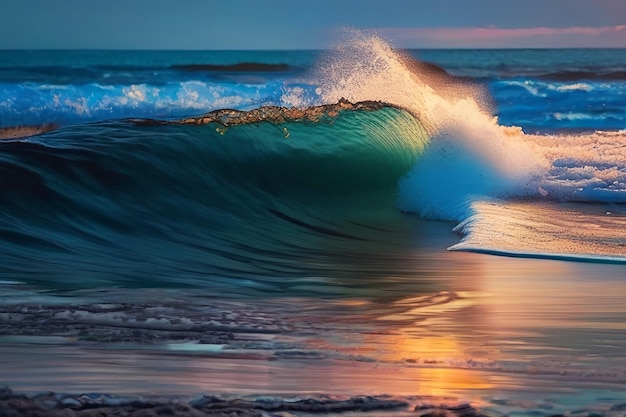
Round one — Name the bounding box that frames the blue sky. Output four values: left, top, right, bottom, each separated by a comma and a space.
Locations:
1, 0, 624, 49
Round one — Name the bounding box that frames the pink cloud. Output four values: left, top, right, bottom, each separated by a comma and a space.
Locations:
380, 25, 626, 48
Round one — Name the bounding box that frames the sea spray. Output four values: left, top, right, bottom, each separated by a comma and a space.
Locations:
314, 32, 547, 220
314, 33, 626, 221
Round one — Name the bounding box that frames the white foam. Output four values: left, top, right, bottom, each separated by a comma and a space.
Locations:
553, 82, 594, 92
503, 80, 546, 97
314, 32, 626, 221
552, 112, 596, 121
123, 84, 149, 103
526, 130, 626, 201
450, 200, 626, 262
314, 32, 546, 220
280, 85, 315, 107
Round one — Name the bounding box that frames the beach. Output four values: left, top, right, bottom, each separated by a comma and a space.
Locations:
2, 227, 626, 415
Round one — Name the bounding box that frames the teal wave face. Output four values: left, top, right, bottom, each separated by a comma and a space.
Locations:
204, 106, 427, 196
0, 106, 431, 291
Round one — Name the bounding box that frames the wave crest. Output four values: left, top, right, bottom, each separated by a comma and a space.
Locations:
313, 33, 626, 220
130, 98, 392, 127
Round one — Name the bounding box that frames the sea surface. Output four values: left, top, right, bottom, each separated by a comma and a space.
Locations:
1, 36, 626, 416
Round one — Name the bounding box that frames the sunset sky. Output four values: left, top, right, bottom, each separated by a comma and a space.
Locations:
1, 0, 624, 49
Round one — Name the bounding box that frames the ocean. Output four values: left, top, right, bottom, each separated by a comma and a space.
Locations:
1, 35, 626, 416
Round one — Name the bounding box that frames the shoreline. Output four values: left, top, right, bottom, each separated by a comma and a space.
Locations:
0, 386, 488, 417
3, 279, 626, 416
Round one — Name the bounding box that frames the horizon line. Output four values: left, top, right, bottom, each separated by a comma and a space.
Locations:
2, 46, 626, 52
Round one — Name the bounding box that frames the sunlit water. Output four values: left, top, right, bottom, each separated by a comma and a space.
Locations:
1, 37, 626, 416
2, 227, 626, 415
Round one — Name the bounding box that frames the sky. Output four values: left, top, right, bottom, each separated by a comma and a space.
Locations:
0, 0, 624, 49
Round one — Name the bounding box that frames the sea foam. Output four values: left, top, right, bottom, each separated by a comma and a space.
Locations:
314, 32, 626, 221
314, 33, 545, 220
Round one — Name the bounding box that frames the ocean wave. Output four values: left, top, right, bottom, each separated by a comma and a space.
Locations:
498, 79, 612, 95
493, 79, 626, 131
0, 104, 430, 289
450, 200, 626, 263
0, 80, 299, 127
1, 35, 625, 267
4, 36, 625, 218
170, 62, 294, 72
539, 69, 626, 82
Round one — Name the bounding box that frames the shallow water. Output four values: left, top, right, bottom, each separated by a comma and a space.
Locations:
2, 234, 626, 415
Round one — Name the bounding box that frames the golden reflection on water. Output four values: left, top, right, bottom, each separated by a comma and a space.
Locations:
3, 247, 626, 399
478, 254, 626, 331
360, 333, 495, 395
300, 250, 626, 396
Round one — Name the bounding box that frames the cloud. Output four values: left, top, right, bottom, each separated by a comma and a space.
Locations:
380, 25, 626, 48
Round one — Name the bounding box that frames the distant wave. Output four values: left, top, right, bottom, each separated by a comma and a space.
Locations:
0, 79, 295, 128
171, 62, 293, 72
539, 70, 626, 82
